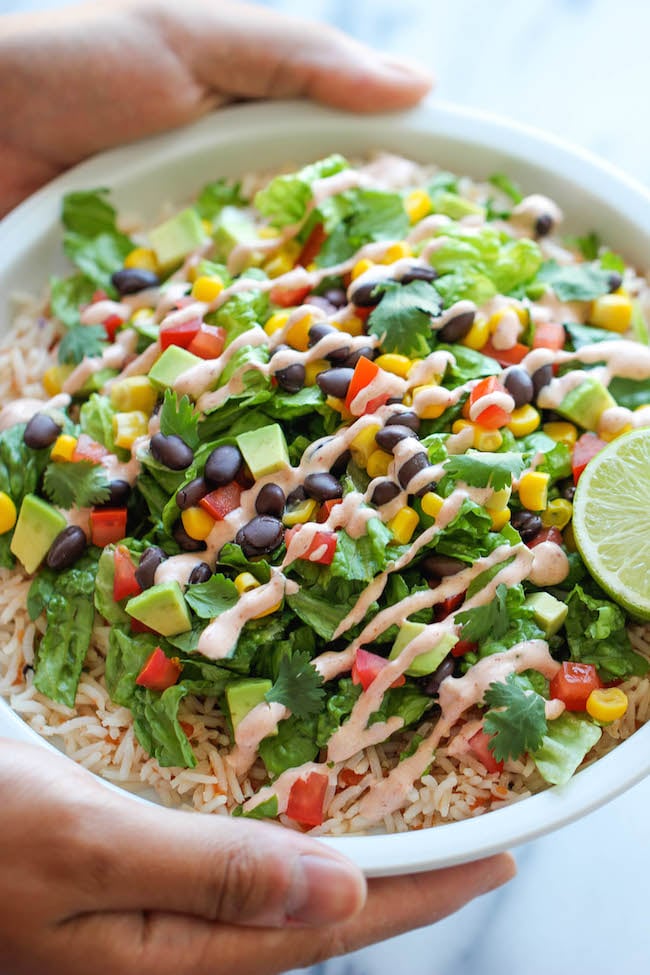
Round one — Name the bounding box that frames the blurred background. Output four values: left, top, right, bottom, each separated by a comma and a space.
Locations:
2, 1, 650, 973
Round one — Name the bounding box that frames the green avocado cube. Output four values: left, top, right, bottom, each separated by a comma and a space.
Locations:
524, 591, 568, 637
126, 581, 191, 637
148, 207, 209, 270
557, 377, 616, 431
148, 346, 203, 392
389, 621, 458, 677
236, 423, 290, 480
212, 207, 258, 263
10, 494, 67, 574
226, 678, 274, 731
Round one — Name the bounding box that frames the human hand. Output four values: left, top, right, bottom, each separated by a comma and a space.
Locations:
0, 0, 432, 216
0, 739, 514, 974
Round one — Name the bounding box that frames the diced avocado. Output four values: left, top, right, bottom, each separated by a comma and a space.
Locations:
212, 206, 258, 263
148, 346, 203, 392
148, 207, 209, 271
557, 377, 616, 431
10, 494, 67, 574
524, 591, 568, 637
389, 621, 458, 677
126, 581, 191, 636
226, 678, 274, 731
236, 423, 290, 480
432, 192, 486, 221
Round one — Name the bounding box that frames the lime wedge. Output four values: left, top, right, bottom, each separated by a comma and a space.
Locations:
573, 428, 650, 619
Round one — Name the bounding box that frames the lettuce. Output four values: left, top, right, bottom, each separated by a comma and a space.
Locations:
330, 517, 396, 582
532, 712, 602, 786
61, 189, 134, 293
565, 585, 649, 681
316, 188, 410, 267
254, 154, 349, 227
259, 714, 319, 778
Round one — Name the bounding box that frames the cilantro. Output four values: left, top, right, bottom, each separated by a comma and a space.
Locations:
483, 673, 548, 761
195, 179, 246, 220
441, 451, 526, 492
160, 389, 200, 449
367, 279, 441, 357
316, 188, 410, 267
466, 558, 515, 599
456, 583, 509, 643
43, 460, 111, 509
265, 650, 325, 719
60, 189, 133, 293
536, 260, 611, 302
58, 324, 107, 365
50, 274, 97, 329
563, 232, 601, 260
183, 573, 239, 619
488, 173, 523, 204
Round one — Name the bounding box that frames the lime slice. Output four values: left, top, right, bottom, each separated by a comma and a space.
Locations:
573, 428, 650, 619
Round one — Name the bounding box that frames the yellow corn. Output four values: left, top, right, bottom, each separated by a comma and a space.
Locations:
191, 275, 224, 303
336, 314, 364, 337
375, 353, 412, 378
325, 395, 353, 419
350, 423, 381, 467
474, 426, 503, 451
130, 307, 156, 326
381, 241, 412, 264
305, 358, 329, 386
367, 449, 393, 478
264, 241, 302, 279
599, 422, 633, 443
124, 247, 159, 272
404, 189, 432, 224
264, 310, 290, 337
420, 492, 444, 519
283, 498, 318, 526
460, 314, 490, 350
541, 498, 573, 530
110, 376, 158, 414
518, 471, 550, 511
485, 486, 512, 512
181, 507, 216, 541
234, 572, 260, 596
201, 219, 213, 236
0, 492, 17, 534
388, 506, 419, 544
507, 404, 540, 438
586, 687, 628, 723
252, 599, 283, 620
414, 391, 446, 420
285, 312, 314, 352
543, 421, 577, 448
43, 364, 74, 397
351, 258, 375, 281
50, 434, 77, 463
590, 293, 633, 333
258, 226, 280, 240
488, 304, 527, 332
452, 419, 474, 435
490, 508, 511, 531
112, 411, 149, 450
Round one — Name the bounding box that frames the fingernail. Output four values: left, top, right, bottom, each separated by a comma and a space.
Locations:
379, 54, 434, 86
286, 854, 367, 926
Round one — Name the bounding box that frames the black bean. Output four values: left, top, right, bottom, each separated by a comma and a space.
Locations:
23, 413, 61, 450
111, 268, 160, 296
323, 287, 348, 308
304, 472, 343, 502
236, 516, 284, 558
204, 445, 243, 487
343, 346, 375, 369
438, 310, 475, 343
531, 363, 554, 399
348, 279, 384, 308
308, 322, 337, 346
534, 213, 554, 238
370, 480, 401, 506
386, 396, 403, 405
275, 362, 305, 393
608, 271, 623, 293
150, 432, 194, 471
97, 479, 131, 509
375, 424, 417, 452
503, 367, 534, 408
386, 411, 420, 433
255, 483, 286, 518
422, 655, 456, 696
511, 510, 543, 542
305, 297, 338, 316
135, 545, 167, 590
316, 367, 354, 399
270, 343, 290, 358
176, 477, 208, 510
330, 449, 351, 477
558, 478, 576, 502
420, 554, 465, 579
327, 344, 353, 365
286, 485, 307, 507
399, 264, 438, 285
45, 526, 87, 570
173, 522, 207, 552
415, 480, 438, 498
398, 451, 430, 490
188, 562, 212, 585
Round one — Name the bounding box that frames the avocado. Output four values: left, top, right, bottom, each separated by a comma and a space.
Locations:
10, 494, 67, 574
389, 621, 458, 677
524, 591, 568, 637
432, 191, 486, 221
236, 423, 290, 480
226, 678, 274, 731
148, 346, 203, 392
557, 377, 616, 431
148, 208, 209, 271
126, 581, 191, 636
212, 207, 259, 263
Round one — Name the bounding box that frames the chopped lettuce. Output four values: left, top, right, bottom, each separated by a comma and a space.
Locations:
255, 155, 348, 227
61, 189, 134, 293
565, 585, 649, 681
330, 517, 396, 583
532, 712, 602, 786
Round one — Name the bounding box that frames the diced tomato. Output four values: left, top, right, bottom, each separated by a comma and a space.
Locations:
113, 545, 141, 602
269, 283, 312, 307
72, 433, 109, 463
466, 376, 512, 428
316, 498, 343, 523
285, 526, 338, 565
572, 433, 607, 484
527, 526, 564, 549
92, 289, 108, 303
199, 482, 242, 520
338, 768, 364, 788
468, 728, 504, 774
550, 661, 603, 712
160, 318, 202, 351
103, 313, 124, 342
297, 223, 327, 267
130, 618, 156, 634
187, 323, 226, 359
469, 375, 506, 406
344, 355, 389, 415
286, 771, 329, 827
351, 648, 406, 691
474, 403, 512, 429
135, 647, 182, 692
451, 639, 479, 658
90, 508, 127, 547
532, 321, 566, 351
478, 340, 529, 367
434, 591, 466, 621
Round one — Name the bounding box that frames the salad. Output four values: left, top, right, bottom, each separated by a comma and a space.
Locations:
1, 152, 650, 833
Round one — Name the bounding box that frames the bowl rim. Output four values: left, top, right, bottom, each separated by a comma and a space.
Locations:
1, 98, 649, 877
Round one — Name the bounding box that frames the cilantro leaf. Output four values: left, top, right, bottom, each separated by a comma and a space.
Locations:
456, 583, 509, 643
43, 460, 111, 509
265, 650, 325, 719
367, 280, 441, 357
316, 188, 410, 268
483, 673, 548, 762
160, 390, 200, 449
536, 260, 611, 302
183, 573, 239, 619
50, 274, 97, 329
63, 231, 133, 292
58, 324, 107, 365
441, 451, 526, 492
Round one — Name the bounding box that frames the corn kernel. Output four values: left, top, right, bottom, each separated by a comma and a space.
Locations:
541, 498, 573, 530
404, 189, 432, 225
460, 314, 490, 350
452, 419, 474, 436
507, 404, 541, 438
600, 423, 633, 443
264, 241, 301, 279
110, 376, 158, 414
335, 314, 364, 337
474, 427, 503, 451
285, 312, 314, 352
586, 687, 628, 723
325, 395, 353, 419
420, 492, 444, 519
375, 354, 412, 378
351, 258, 374, 281
411, 384, 446, 419
130, 307, 156, 326
124, 247, 158, 272
252, 599, 283, 620
181, 506, 216, 541
543, 421, 577, 448
0, 491, 17, 534
388, 506, 419, 544
50, 434, 77, 462
42, 364, 74, 397
264, 310, 290, 337
490, 508, 511, 531
381, 241, 412, 264
367, 449, 393, 478
234, 572, 260, 596
590, 294, 633, 333
305, 358, 329, 386
283, 498, 318, 526
485, 486, 512, 512
191, 275, 224, 303
518, 471, 550, 511
488, 304, 527, 331
350, 423, 381, 467
112, 411, 149, 449
258, 226, 280, 240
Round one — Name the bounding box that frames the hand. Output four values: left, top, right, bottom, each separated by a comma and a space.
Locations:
0, 0, 432, 216
1, 740, 514, 974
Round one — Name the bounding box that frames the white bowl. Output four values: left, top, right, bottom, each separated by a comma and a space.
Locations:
1, 100, 650, 877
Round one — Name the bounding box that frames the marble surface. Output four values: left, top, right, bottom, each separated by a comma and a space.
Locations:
3, 1, 650, 973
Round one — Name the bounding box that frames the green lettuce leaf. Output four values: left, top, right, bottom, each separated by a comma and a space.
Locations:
255, 155, 348, 227
532, 712, 602, 785
565, 585, 649, 681
258, 714, 319, 778
330, 517, 395, 582
50, 273, 97, 329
